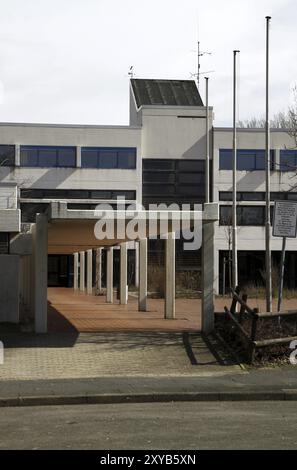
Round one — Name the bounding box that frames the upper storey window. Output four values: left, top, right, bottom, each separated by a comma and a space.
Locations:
81, 147, 136, 169
279, 149, 297, 171
219, 149, 274, 170
0, 145, 15, 166
20, 146, 76, 167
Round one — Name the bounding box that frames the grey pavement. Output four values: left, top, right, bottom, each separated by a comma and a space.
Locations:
0, 331, 296, 405
1, 401, 297, 449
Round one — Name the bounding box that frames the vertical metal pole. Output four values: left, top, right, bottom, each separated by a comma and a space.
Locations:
197, 41, 200, 89
205, 77, 210, 204
277, 237, 286, 312
265, 16, 272, 312
232, 50, 240, 290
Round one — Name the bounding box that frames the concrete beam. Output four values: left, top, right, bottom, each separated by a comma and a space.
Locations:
106, 247, 113, 303
165, 232, 175, 319
73, 252, 79, 290
138, 238, 147, 312
120, 243, 128, 305
87, 249, 93, 295
34, 213, 48, 333
79, 251, 85, 291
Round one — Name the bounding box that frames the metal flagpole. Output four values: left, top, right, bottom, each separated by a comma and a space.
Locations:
265, 16, 272, 312
205, 77, 210, 203
277, 236, 286, 312
232, 50, 240, 290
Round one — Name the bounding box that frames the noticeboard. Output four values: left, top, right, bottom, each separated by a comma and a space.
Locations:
272, 200, 297, 238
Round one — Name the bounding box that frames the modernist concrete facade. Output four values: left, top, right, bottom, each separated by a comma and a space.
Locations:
0, 78, 296, 331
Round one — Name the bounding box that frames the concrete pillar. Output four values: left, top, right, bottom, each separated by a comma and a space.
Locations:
106, 247, 113, 303
34, 213, 48, 333
135, 241, 139, 288
79, 251, 85, 291
165, 232, 175, 319
95, 248, 103, 295
87, 249, 93, 295
120, 243, 128, 305
73, 252, 79, 290
138, 238, 147, 311
202, 220, 215, 334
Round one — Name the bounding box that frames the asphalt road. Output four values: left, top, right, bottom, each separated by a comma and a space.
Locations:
0, 401, 297, 450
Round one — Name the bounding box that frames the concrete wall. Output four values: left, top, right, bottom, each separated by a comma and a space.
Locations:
140, 106, 213, 160
0, 123, 143, 205
0, 254, 19, 323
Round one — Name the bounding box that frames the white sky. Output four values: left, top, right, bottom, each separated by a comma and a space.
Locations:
0, 0, 296, 126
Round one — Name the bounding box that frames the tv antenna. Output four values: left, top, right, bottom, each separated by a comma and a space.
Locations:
128, 66, 134, 78
190, 41, 213, 89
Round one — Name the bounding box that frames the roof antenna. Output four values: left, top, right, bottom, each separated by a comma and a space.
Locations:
128, 66, 134, 79
190, 41, 213, 89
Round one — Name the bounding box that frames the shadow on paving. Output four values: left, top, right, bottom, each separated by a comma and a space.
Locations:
0, 330, 237, 367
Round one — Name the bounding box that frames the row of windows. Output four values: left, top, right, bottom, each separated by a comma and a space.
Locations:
219, 149, 297, 171
0, 145, 137, 169
219, 191, 297, 201
20, 189, 136, 200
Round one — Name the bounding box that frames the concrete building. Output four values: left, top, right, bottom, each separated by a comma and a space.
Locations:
0, 78, 296, 331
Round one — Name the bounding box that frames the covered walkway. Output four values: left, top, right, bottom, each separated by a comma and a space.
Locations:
48, 287, 201, 333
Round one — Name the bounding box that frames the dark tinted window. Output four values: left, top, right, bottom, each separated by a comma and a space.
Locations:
219, 192, 266, 201
20, 146, 76, 167
143, 159, 207, 206
220, 205, 266, 226
219, 149, 274, 170
20, 188, 136, 200
0, 145, 15, 166
100, 150, 117, 169
81, 147, 136, 169
280, 150, 297, 171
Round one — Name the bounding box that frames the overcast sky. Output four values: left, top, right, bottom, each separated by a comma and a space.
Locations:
0, 0, 296, 126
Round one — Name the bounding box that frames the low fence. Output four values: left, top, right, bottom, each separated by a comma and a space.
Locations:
223, 287, 297, 363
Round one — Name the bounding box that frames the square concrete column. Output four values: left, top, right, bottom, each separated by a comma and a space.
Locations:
202, 220, 215, 334
73, 252, 79, 290
138, 238, 147, 311
34, 213, 48, 333
87, 249, 93, 295
120, 243, 128, 305
95, 248, 103, 295
79, 251, 85, 291
165, 232, 175, 319
106, 247, 114, 303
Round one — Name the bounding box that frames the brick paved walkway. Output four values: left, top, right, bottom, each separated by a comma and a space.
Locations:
48, 288, 201, 332
0, 332, 240, 381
